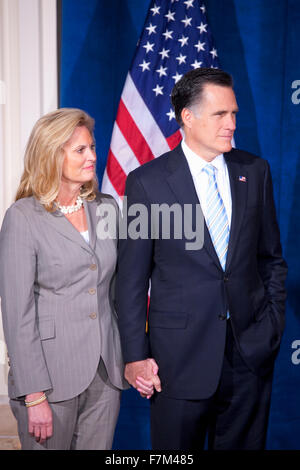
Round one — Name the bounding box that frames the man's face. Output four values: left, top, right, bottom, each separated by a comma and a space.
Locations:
182, 84, 238, 161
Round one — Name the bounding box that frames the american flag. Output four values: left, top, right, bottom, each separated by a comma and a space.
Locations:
101, 0, 219, 201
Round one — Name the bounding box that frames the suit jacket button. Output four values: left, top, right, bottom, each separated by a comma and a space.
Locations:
224, 276, 229, 282
218, 314, 227, 321
89, 313, 97, 319
90, 264, 97, 271
88, 288, 96, 295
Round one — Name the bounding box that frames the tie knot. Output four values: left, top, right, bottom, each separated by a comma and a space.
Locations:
203, 164, 215, 177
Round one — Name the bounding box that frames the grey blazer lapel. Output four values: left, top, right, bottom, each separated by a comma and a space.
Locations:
43, 204, 94, 255
84, 198, 97, 251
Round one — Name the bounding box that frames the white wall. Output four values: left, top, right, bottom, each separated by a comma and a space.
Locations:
0, 0, 58, 396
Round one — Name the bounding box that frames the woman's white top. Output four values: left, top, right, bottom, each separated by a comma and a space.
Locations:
80, 230, 90, 244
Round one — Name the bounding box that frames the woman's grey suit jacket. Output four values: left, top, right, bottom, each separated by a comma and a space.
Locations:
0, 192, 128, 402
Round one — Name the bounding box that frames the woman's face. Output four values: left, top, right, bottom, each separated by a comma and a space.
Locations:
61, 125, 96, 185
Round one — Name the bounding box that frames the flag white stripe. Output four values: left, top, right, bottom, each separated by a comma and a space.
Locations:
101, 169, 123, 206
121, 73, 170, 157
110, 122, 141, 175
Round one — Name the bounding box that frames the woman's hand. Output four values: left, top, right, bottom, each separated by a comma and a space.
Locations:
26, 392, 53, 444
125, 358, 161, 399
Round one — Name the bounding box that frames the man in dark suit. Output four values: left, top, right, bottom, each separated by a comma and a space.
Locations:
116, 68, 287, 450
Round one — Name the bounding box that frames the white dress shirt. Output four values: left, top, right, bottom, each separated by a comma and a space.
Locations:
181, 139, 232, 229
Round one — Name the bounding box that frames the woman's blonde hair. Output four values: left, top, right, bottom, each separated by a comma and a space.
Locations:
15, 107, 98, 211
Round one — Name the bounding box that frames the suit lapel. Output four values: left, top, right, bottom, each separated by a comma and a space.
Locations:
165, 146, 248, 272
84, 198, 97, 251
224, 151, 248, 271
166, 145, 200, 207
165, 145, 222, 270
42, 201, 95, 255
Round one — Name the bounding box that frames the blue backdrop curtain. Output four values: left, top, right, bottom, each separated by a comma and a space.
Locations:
59, 0, 300, 450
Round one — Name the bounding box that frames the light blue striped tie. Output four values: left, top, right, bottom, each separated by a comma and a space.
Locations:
203, 164, 229, 271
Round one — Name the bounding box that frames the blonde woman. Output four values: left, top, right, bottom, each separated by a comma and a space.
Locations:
0, 108, 149, 449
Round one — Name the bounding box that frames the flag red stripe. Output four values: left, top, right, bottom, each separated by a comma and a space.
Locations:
106, 149, 127, 196
116, 99, 155, 165
166, 129, 182, 150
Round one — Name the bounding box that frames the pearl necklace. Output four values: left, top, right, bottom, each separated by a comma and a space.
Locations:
56, 195, 84, 214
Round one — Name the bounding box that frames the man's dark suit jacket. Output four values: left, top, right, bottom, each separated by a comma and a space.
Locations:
116, 144, 287, 400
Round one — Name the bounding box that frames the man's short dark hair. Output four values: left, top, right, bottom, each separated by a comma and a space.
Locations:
171, 67, 233, 127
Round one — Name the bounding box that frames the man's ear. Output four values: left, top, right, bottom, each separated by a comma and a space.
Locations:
181, 107, 193, 129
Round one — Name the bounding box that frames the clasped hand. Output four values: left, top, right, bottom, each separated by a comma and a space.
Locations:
125, 358, 161, 399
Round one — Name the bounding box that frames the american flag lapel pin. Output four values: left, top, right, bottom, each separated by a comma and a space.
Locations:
238, 176, 247, 182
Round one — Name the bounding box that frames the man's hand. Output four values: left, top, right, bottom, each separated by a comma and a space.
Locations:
125, 358, 161, 399
26, 392, 53, 444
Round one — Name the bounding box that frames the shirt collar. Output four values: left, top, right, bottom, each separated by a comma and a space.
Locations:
181, 139, 225, 176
